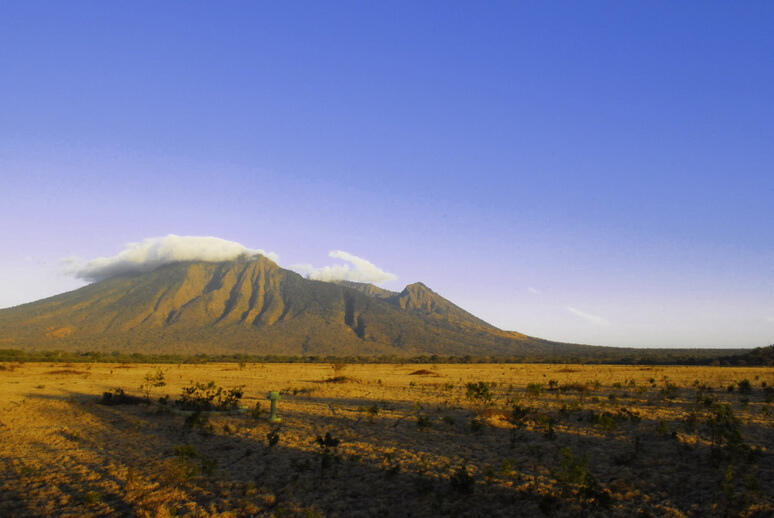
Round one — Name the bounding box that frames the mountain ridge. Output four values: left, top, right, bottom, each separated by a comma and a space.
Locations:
0, 256, 601, 356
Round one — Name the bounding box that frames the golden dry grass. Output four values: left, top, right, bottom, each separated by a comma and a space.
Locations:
1, 362, 772, 517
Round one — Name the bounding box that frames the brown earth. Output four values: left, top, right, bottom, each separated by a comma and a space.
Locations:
1, 363, 772, 517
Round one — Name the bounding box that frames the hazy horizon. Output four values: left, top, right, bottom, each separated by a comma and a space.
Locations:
2, 3, 772, 348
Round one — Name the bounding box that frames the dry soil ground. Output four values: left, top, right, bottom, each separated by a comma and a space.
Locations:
1, 362, 772, 517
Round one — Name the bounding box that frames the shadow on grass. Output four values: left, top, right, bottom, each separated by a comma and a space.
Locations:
3, 388, 772, 517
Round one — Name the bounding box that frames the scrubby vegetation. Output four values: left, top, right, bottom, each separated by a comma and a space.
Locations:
175, 381, 244, 411
1, 362, 772, 516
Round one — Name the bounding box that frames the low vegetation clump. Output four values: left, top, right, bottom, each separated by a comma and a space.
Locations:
99, 388, 146, 405
409, 369, 437, 376
169, 444, 217, 482
449, 465, 475, 494
465, 381, 494, 405
320, 375, 358, 383
316, 432, 342, 474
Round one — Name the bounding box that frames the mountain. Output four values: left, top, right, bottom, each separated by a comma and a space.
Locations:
0, 255, 604, 356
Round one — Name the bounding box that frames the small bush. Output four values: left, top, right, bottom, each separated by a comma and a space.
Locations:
183, 410, 213, 434
140, 368, 166, 400
82, 491, 102, 505
465, 382, 493, 404
171, 444, 217, 479
176, 381, 244, 411
316, 432, 342, 473
737, 379, 753, 395
660, 382, 678, 400
706, 402, 743, 453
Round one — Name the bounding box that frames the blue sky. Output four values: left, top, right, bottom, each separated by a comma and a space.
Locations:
1, 2, 772, 347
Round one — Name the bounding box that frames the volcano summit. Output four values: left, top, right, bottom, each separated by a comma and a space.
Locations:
0, 255, 597, 356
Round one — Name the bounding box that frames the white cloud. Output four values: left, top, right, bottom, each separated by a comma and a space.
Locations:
68, 235, 279, 282
566, 306, 611, 327
65, 236, 396, 287
766, 316, 774, 324
527, 287, 541, 295
291, 250, 397, 285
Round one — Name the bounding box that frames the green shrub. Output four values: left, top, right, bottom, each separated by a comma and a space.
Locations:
559, 383, 588, 394
557, 447, 590, 487
596, 412, 616, 433
266, 428, 280, 447
82, 491, 102, 505
176, 381, 244, 411
171, 444, 217, 478
140, 368, 166, 400
660, 382, 678, 400
465, 382, 493, 404
416, 415, 432, 430
526, 383, 543, 397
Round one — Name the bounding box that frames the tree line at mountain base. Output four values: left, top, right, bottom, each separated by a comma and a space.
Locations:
0, 345, 771, 366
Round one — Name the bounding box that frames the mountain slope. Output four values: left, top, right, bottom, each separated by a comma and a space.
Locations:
0, 256, 589, 356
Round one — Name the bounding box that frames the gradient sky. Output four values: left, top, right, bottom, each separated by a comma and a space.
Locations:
2, 2, 773, 348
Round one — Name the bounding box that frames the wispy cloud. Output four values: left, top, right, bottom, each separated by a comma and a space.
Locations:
766, 316, 774, 324
291, 250, 396, 285
566, 306, 611, 327
66, 235, 279, 282
527, 287, 541, 295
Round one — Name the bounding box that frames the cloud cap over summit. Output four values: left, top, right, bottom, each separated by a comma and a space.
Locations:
68, 235, 279, 282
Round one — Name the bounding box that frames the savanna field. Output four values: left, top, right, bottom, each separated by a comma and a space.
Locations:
1, 362, 772, 517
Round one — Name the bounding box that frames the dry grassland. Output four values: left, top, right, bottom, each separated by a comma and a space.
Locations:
1, 362, 773, 517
